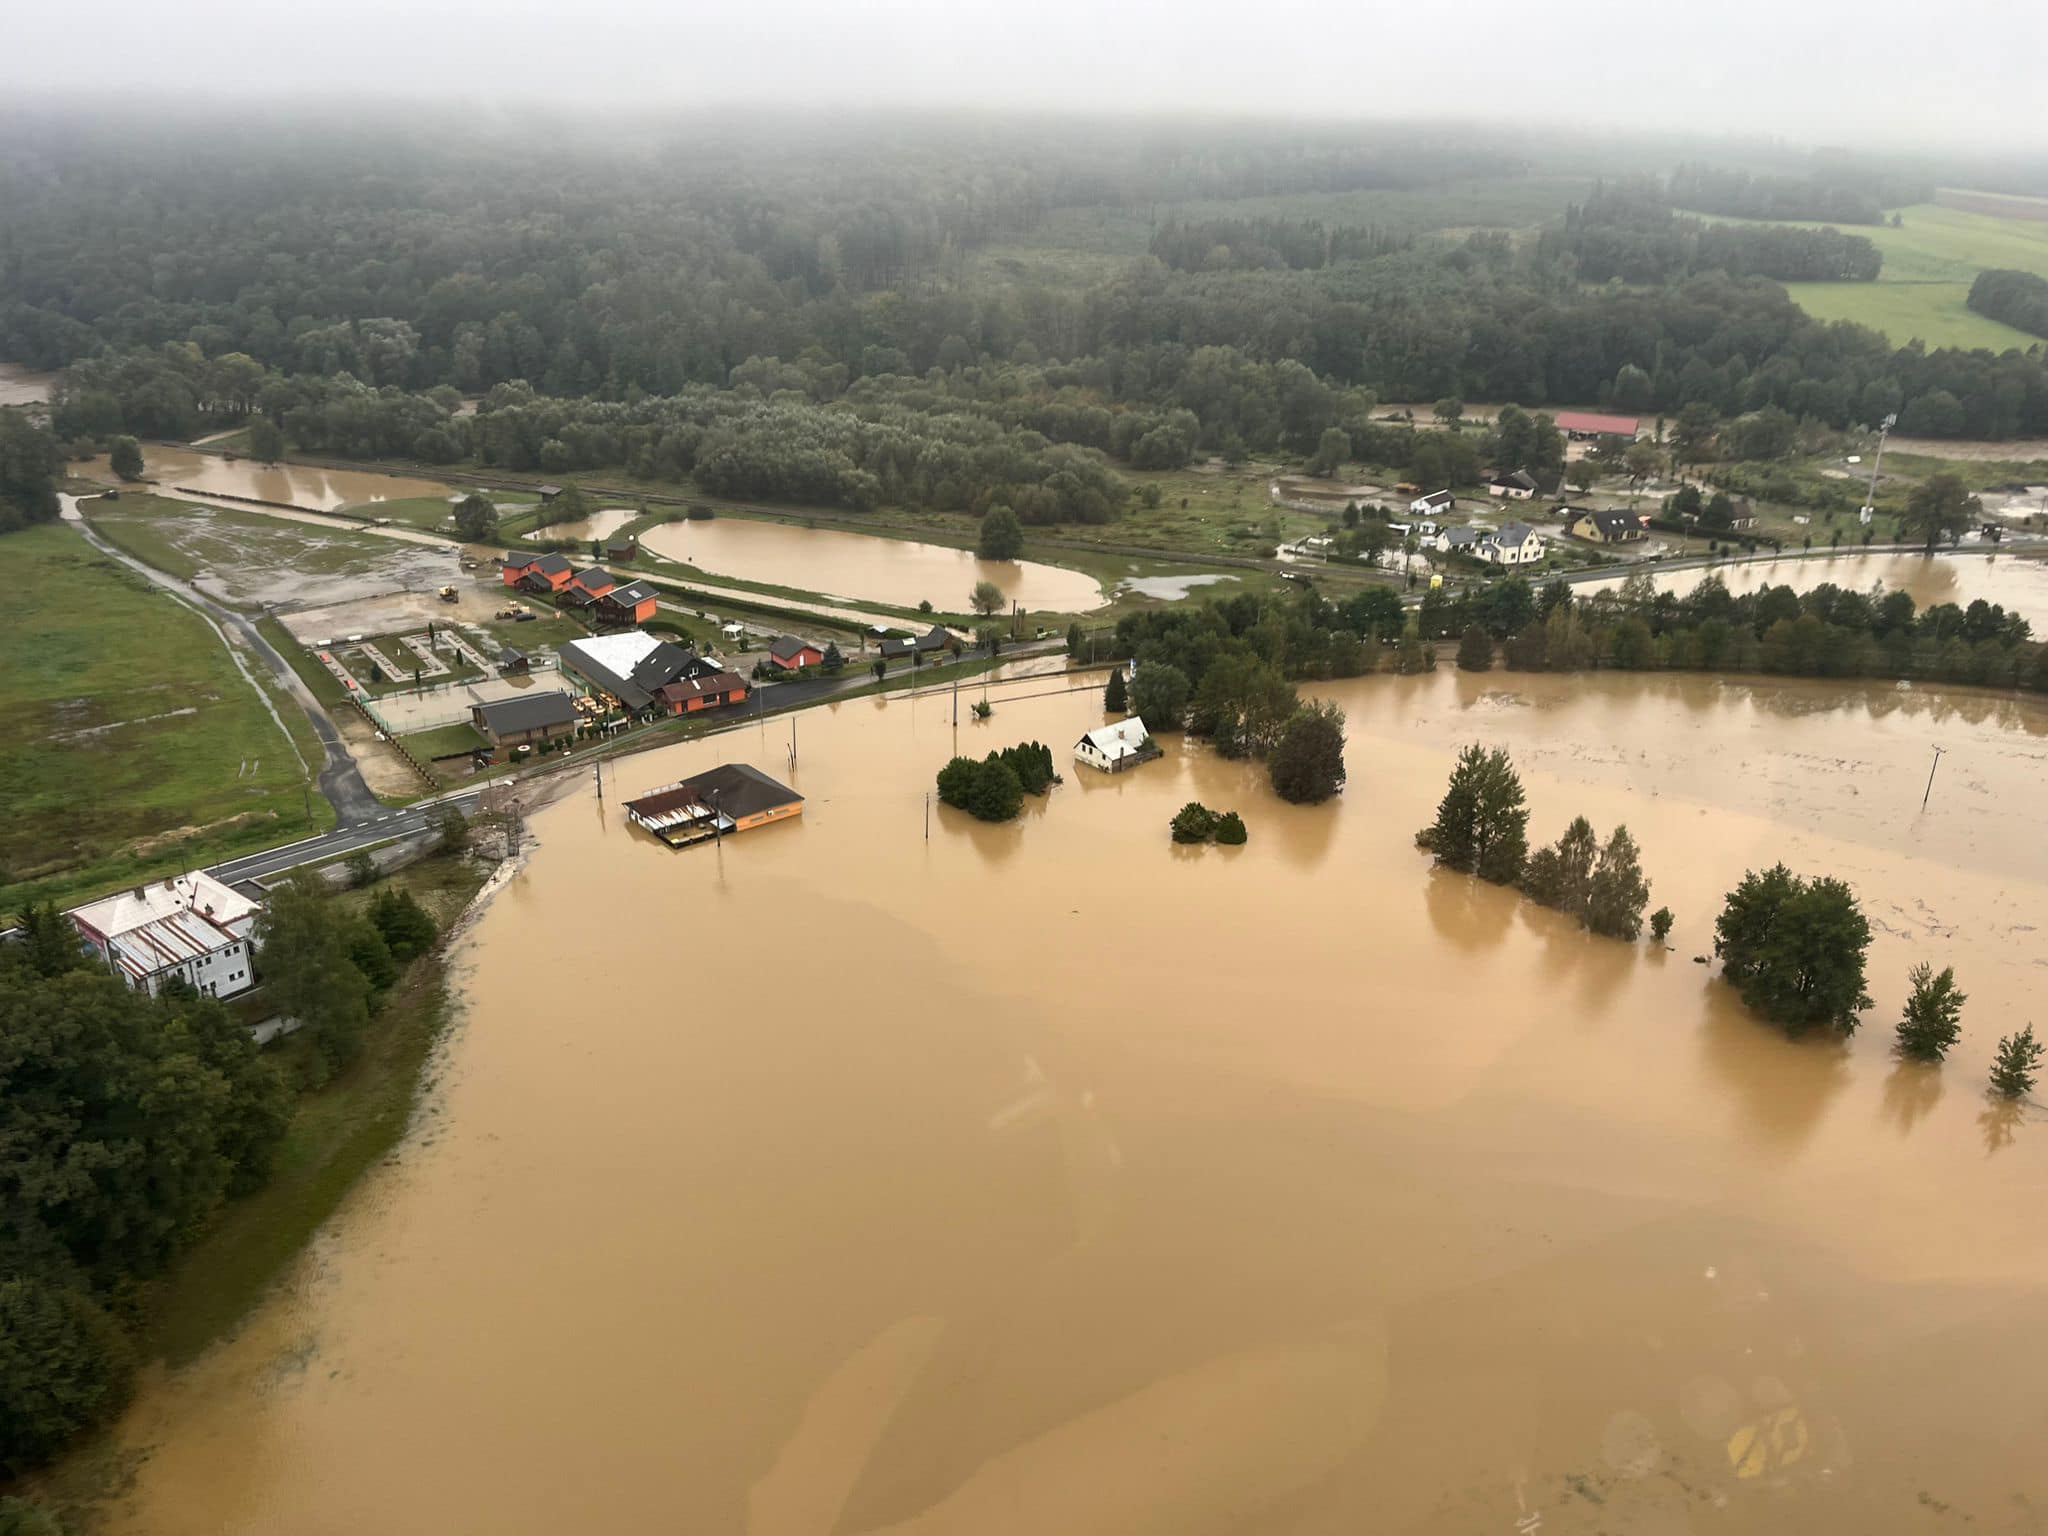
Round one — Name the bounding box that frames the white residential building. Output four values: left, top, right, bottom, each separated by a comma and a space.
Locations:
1481, 522, 1546, 567
70, 871, 261, 999
1075, 717, 1158, 773
1409, 489, 1456, 519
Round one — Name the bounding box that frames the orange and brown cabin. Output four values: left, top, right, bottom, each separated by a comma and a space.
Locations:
657, 669, 749, 716
624, 762, 803, 847
596, 579, 660, 626
503, 552, 576, 592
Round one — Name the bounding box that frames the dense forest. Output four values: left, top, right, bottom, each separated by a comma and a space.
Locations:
1545, 187, 1884, 284
1967, 269, 2048, 340
1663, 163, 1929, 224
6, 116, 2048, 528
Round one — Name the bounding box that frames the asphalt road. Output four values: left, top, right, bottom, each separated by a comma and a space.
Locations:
63, 495, 386, 825
207, 790, 486, 885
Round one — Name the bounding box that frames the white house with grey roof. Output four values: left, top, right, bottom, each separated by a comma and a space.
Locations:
70, 871, 260, 1000
1480, 522, 1545, 566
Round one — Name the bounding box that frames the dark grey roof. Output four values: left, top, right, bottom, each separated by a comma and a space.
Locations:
573, 567, 615, 588
1416, 489, 1456, 507
536, 483, 564, 496
499, 646, 529, 665
1578, 509, 1639, 536
1495, 521, 1538, 544
605, 580, 658, 606
624, 762, 802, 826
769, 635, 819, 661
528, 552, 574, 576
1491, 469, 1537, 489
628, 640, 700, 694
1440, 526, 1483, 547
473, 691, 578, 735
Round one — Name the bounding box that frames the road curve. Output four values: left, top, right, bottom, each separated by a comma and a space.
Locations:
61, 493, 385, 827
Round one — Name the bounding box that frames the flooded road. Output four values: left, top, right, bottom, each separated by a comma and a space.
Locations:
1585, 549, 2048, 627
95, 670, 2048, 1534
79, 447, 450, 511
639, 516, 1105, 613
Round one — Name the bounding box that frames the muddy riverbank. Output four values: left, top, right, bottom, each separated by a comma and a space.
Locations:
83, 669, 2048, 1535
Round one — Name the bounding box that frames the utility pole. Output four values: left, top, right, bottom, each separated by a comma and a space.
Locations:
924, 792, 930, 840
594, 759, 602, 802
1922, 744, 1945, 809
1863, 412, 1896, 528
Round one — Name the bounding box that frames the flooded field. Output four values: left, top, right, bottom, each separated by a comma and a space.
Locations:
92, 669, 2048, 1534
526, 507, 640, 544
79, 446, 451, 512
639, 516, 1105, 612
1585, 549, 2048, 627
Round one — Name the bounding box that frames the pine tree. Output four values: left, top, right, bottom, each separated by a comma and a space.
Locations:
1456, 624, 1493, 672
1894, 963, 1965, 1062
1989, 1025, 2041, 1099
1425, 744, 1528, 884
1104, 666, 1128, 713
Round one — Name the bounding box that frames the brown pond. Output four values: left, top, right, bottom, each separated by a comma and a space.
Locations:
525, 507, 641, 545
78, 446, 450, 512
94, 670, 2048, 1534
0, 360, 59, 405
639, 517, 1105, 613
1585, 549, 2048, 627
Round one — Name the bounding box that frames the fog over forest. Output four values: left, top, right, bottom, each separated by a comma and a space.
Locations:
2, 0, 2044, 152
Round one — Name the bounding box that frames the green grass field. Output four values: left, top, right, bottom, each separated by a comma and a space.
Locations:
1715, 201, 2048, 349
0, 525, 332, 911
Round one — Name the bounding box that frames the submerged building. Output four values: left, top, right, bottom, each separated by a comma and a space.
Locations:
623, 763, 804, 847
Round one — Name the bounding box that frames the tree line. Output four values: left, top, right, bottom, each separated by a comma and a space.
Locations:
1546, 188, 1883, 284
11, 122, 2048, 456
1663, 164, 1924, 225
1966, 269, 2048, 341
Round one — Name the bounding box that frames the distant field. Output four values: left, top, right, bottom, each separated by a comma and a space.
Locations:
1716, 202, 2048, 349
0, 524, 330, 910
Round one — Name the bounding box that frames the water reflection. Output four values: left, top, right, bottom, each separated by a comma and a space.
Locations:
1423, 866, 1516, 951
1696, 1000, 1853, 1161
1878, 1060, 1944, 1136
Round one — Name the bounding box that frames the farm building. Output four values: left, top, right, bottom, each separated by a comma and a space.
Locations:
1487, 470, 1538, 500
1075, 717, 1159, 773
657, 669, 750, 716
607, 536, 638, 563
624, 763, 804, 847
70, 871, 260, 1000
535, 484, 564, 503
502, 552, 575, 592
472, 691, 580, 750
1553, 411, 1641, 441
499, 645, 531, 673
1409, 488, 1456, 518
768, 636, 826, 670
1566, 509, 1647, 544
596, 579, 660, 626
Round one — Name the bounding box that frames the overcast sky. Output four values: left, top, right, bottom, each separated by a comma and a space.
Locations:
5, 0, 2043, 155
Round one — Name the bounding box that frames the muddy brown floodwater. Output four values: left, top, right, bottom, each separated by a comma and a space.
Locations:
94, 669, 2048, 1535
1584, 549, 2048, 629
639, 516, 1105, 613
78, 447, 451, 511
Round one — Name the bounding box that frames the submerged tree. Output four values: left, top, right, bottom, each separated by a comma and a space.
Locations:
1268, 700, 1347, 804
1522, 816, 1598, 915
452, 492, 499, 542
1103, 665, 1128, 714
1650, 906, 1674, 944
1425, 744, 1528, 885
976, 505, 1024, 560
1713, 864, 1872, 1036
1456, 624, 1493, 672
107, 435, 144, 481
1127, 662, 1189, 733
1989, 1025, 2042, 1099
1585, 825, 1651, 940
1894, 962, 1965, 1062
969, 579, 1005, 617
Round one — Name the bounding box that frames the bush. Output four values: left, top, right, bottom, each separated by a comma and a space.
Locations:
1989, 1025, 2042, 1098
1649, 906, 1674, 943
1215, 811, 1248, 845
368, 886, 438, 962
997, 740, 1059, 795
1171, 803, 1217, 843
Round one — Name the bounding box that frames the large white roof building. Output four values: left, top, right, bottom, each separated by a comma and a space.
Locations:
70, 871, 261, 1000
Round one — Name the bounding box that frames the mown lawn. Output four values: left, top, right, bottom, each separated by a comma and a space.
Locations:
0, 524, 332, 912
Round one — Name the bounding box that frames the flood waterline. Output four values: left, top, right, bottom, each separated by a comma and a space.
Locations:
1583, 547, 2048, 628
88, 667, 2048, 1535
79, 446, 451, 512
